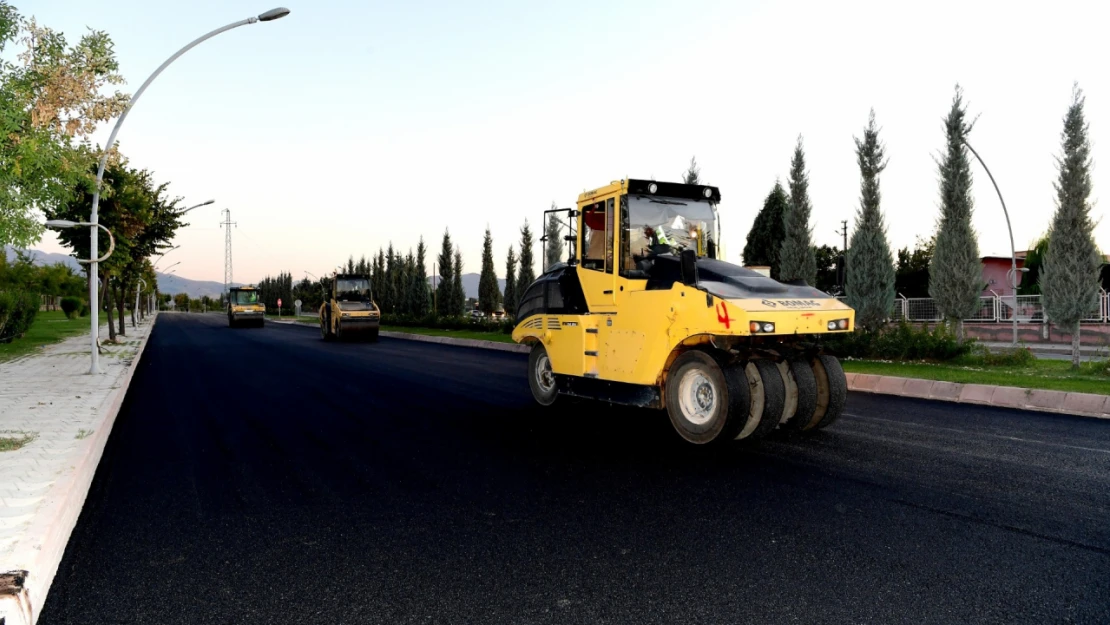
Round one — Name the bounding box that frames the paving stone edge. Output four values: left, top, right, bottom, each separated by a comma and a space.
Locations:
277, 320, 1109, 420
0, 315, 158, 625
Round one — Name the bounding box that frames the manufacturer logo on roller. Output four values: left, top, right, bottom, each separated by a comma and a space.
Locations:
762, 299, 821, 309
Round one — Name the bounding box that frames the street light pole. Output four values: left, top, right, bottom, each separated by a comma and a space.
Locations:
83, 7, 290, 374
177, 199, 215, 215
134, 278, 146, 327
963, 139, 1019, 347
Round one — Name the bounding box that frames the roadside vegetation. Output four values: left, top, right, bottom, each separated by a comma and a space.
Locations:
0, 432, 36, 452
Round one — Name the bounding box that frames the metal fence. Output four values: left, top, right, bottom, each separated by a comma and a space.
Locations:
890, 290, 1110, 324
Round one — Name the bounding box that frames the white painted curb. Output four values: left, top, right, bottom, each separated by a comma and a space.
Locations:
0, 315, 158, 625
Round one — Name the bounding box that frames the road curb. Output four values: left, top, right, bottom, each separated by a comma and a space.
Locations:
844, 372, 1110, 419
378, 331, 529, 354
0, 315, 159, 625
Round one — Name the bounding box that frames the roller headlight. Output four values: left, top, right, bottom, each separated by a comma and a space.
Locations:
703, 187, 713, 198
648, 182, 658, 194
750, 321, 775, 334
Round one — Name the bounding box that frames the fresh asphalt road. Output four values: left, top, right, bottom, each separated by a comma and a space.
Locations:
41, 314, 1110, 624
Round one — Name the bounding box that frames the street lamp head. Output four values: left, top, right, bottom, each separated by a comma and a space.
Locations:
45, 219, 79, 229
201, 199, 215, 206
258, 7, 290, 21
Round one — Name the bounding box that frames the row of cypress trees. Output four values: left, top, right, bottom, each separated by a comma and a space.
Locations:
739, 84, 1101, 367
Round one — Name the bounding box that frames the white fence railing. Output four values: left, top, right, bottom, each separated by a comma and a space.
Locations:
872, 290, 1110, 324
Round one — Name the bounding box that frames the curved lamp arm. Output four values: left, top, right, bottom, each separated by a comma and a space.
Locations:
77, 224, 116, 264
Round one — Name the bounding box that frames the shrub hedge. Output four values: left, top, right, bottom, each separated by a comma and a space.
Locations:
380, 313, 515, 335
0, 291, 42, 343
823, 321, 973, 362
60, 296, 82, 319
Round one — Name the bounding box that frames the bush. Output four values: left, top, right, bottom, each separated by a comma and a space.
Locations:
824, 321, 972, 362
79, 302, 90, 317
0, 290, 41, 342
60, 297, 82, 319
960, 344, 1037, 367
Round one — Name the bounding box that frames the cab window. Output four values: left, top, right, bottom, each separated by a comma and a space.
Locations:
581, 198, 614, 273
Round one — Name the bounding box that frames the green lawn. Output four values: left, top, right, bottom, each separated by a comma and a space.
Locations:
0, 310, 91, 363
265, 313, 318, 324
841, 358, 1110, 396
380, 325, 516, 344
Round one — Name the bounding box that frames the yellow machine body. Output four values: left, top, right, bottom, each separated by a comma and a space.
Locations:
227, 286, 266, 328
512, 178, 854, 394
319, 273, 380, 342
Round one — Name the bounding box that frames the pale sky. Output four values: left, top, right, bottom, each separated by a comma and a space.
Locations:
28, 0, 1110, 284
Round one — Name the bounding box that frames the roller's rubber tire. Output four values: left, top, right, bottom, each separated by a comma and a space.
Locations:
528, 343, 560, 406
665, 350, 747, 445
778, 357, 818, 434
737, 359, 786, 441
806, 354, 847, 431
335, 320, 344, 342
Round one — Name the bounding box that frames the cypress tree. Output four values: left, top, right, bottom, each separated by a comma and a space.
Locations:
780, 136, 817, 285
346, 256, 355, 274
435, 230, 454, 317
453, 250, 465, 315
517, 220, 536, 290
383, 243, 397, 314
479, 227, 501, 314
742, 182, 788, 279
845, 110, 896, 332
413, 237, 430, 318
683, 156, 700, 184
504, 247, 518, 316
929, 86, 982, 340
1042, 84, 1102, 369
544, 202, 564, 270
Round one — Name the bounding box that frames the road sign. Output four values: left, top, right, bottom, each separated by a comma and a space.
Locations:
277, 298, 282, 307
294, 299, 302, 307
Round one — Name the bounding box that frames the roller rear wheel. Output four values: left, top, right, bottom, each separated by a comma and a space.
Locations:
528, 344, 559, 406
778, 357, 818, 433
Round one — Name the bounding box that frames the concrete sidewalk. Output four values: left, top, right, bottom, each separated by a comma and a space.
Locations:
0, 315, 157, 625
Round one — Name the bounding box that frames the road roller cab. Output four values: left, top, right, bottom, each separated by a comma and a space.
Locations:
319, 272, 380, 342
227, 286, 265, 328
512, 178, 855, 445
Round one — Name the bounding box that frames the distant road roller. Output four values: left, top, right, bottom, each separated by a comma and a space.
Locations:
319, 272, 380, 342
227, 286, 265, 328
512, 179, 854, 445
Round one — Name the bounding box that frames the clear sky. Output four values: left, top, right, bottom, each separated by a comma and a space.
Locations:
28, 0, 1110, 284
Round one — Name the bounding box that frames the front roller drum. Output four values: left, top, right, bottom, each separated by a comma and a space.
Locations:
803, 354, 847, 431
665, 350, 750, 445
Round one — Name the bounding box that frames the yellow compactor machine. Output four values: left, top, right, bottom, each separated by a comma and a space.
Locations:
512, 179, 855, 445
319, 272, 380, 342
227, 286, 265, 328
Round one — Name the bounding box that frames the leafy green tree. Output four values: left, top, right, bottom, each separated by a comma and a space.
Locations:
503, 247, 518, 317
517, 221, 535, 290
478, 227, 501, 314
895, 236, 934, 298
413, 237, 430, 317
682, 156, 700, 184
814, 245, 841, 294
929, 87, 982, 340
1017, 234, 1049, 296
0, 4, 129, 248
452, 249, 465, 315
780, 137, 817, 285
742, 182, 787, 278
435, 230, 454, 317
544, 203, 564, 270
845, 112, 896, 332
1041, 85, 1102, 368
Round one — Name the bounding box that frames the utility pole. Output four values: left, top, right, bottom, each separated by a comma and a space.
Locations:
220, 208, 236, 298
835, 220, 849, 293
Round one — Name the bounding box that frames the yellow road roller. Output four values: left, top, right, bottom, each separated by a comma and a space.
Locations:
319, 272, 380, 342
512, 179, 855, 445
227, 286, 265, 328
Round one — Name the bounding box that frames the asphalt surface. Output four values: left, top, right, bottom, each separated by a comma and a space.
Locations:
40, 314, 1110, 624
